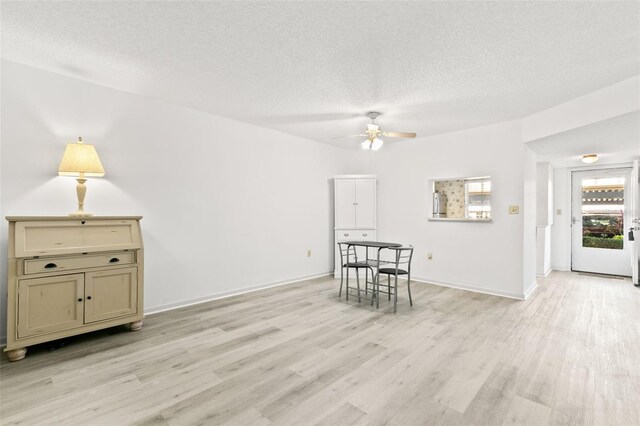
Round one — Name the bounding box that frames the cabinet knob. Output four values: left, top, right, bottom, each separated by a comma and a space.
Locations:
77, 298, 83, 302
87, 296, 92, 300
44, 263, 57, 269
109, 258, 120, 263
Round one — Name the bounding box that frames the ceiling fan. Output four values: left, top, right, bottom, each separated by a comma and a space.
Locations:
335, 112, 417, 150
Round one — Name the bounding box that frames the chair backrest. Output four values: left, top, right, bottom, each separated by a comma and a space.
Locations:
389, 247, 414, 273
337, 242, 358, 265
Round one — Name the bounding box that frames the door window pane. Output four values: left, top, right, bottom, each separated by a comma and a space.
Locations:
582, 177, 624, 250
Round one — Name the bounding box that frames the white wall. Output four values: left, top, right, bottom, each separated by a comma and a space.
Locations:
362, 120, 537, 299
0, 61, 358, 340
535, 162, 553, 276
551, 167, 572, 271
522, 145, 538, 295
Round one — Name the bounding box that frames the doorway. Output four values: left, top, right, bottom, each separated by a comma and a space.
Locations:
571, 168, 632, 276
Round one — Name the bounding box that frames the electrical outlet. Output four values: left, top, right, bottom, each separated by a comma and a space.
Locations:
427, 253, 433, 260
307, 250, 312, 258
508, 205, 520, 214
557, 209, 562, 215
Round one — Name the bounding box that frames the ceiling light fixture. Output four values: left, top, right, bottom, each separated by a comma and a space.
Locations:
582, 154, 598, 164
336, 112, 416, 150
361, 137, 384, 151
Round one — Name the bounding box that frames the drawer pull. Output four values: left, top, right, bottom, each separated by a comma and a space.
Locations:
344, 233, 349, 237
87, 296, 92, 300
77, 298, 83, 302
362, 233, 368, 237
109, 258, 120, 263
44, 263, 57, 269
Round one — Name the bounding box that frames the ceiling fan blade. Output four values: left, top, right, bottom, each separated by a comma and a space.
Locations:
332, 134, 368, 139
383, 131, 416, 138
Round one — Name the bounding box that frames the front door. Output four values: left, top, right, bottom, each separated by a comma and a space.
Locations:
571, 168, 632, 276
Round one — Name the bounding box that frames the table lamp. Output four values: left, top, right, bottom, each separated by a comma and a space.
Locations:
58, 137, 105, 217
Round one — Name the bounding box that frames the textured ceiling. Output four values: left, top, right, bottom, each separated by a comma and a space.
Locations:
2, 1, 639, 148
527, 112, 640, 168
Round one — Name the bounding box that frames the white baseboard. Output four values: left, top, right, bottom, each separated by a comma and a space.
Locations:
523, 281, 538, 299
409, 276, 527, 300
0, 271, 333, 349
536, 268, 552, 278
551, 265, 570, 272
144, 271, 332, 316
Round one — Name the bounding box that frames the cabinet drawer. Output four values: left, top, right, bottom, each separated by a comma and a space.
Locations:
336, 230, 375, 241
24, 252, 135, 275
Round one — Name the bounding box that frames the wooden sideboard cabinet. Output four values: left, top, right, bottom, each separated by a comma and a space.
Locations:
4, 216, 144, 361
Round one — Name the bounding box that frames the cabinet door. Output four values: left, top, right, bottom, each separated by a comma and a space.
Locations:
85, 267, 138, 323
355, 179, 376, 229
335, 179, 356, 229
18, 274, 85, 338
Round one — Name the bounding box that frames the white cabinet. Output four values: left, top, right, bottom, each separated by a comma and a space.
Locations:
334, 176, 377, 230
334, 175, 377, 276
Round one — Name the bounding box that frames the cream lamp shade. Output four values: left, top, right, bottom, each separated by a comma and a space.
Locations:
58, 137, 105, 216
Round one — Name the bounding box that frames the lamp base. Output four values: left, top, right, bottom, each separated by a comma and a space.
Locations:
69, 177, 93, 217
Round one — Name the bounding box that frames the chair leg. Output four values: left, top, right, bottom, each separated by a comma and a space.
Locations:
355, 268, 361, 303
394, 274, 398, 313
365, 268, 369, 295
345, 266, 349, 301
388, 274, 391, 300
339, 266, 343, 298
376, 272, 380, 309
407, 273, 413, 306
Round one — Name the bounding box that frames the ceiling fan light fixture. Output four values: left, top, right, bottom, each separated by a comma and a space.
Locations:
361, 140, 371, 150
371, 138, 383, 150
582, 154, 598, 164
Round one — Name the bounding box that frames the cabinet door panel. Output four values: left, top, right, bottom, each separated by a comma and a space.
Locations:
335, 179, 356, 229
85, 267, 138, 323
18, 274, 84, 338
355, 179, 376, 229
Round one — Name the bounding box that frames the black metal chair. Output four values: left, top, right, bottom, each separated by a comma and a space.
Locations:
377, 247, 414, 313
337, 242, 373, 302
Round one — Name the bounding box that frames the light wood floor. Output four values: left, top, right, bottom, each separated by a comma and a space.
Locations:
1, 271, 639, 425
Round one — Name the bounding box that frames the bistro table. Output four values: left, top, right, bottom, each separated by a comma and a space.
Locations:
344, 240, 402, 308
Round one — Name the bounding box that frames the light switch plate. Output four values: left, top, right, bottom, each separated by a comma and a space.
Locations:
557, 209, 562, 215
508, 205, 520, 214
